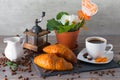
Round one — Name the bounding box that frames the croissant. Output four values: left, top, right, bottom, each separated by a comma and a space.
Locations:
34, 53, 73, 71
43, 44, 77, 63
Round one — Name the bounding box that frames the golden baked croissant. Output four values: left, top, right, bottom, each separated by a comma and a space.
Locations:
34, 53, 73, 71
43, 44, 77, 63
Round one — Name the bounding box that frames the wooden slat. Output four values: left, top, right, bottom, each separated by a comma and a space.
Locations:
24, 30, 50, 37
23, 43, 37, 52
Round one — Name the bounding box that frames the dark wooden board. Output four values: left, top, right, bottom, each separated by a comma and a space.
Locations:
31, 59, 120, 77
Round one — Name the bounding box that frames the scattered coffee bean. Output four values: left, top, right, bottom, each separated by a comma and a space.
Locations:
31, 74, 34, 76
83, 53, 93, 61
16, 34, 20, 37
90, 71, 93, 74
112, 70, 115, 73
18, 75, 23, 79
83, 53, 88, 58
5, 75, 7, 78
78, 75, 80, 78
109, 70, 115, 76
2, 70, 6, 72
106, 72, 109, 75
108, 70, 111, 73
28, 70, 32, 73
42, 76, 46, 79
22, 77, 29, 80
11, 71, 17, 75
87, 57, 93, 60
119, 52, 120, 55
93, 71, 98, 74
98, 73, 103, 76
111, 73, 115, 76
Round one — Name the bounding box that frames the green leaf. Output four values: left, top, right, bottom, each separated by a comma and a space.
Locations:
72, 19, 85, 31
10, 65, 17, 70
57, 24, 75, 33
6, 61, 13, 66
56, 12, 69, 20
47, 18, 63, 31
57, 26, 65, 33
65, 21, 69, 26
12, 63, 18, 67
79, 19, 85, 28
47, 12, 85, 33
5, 61, 18, 70
10, 63, 18, 70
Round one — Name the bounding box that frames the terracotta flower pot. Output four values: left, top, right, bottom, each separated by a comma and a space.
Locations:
55, 30, 80, 49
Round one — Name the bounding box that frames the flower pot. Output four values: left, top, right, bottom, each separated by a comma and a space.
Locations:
55, 30, 80, 49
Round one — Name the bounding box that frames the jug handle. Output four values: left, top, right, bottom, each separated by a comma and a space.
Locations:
20, 36, 25, 47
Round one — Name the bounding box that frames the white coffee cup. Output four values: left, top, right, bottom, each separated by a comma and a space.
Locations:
86, 36, 113, 59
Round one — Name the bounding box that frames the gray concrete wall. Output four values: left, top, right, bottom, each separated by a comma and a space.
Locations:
0, 0, 120, 35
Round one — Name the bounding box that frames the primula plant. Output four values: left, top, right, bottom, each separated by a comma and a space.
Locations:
47, 12, 85, 33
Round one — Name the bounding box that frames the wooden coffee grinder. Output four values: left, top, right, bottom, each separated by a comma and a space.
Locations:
23, 12, 50, 52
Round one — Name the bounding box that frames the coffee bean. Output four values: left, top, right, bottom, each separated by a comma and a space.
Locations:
18, 75, 23, 79
26, 78, 29, 80
2, 70, 6, 72
42, 76, 46, 79
111, 70, 115, 73
93, 71, 98, 74
28, 70, 32, 73
87, 57, 93, 60
5, 75, 7, 78
31, 74, 34, 76
78, 75, 80, 78
111, 73, 115, 76
89, 71, 93, 74
106, 71, 109, 75
11, 71, 17, 75
22, 78, 29, 80
119, 52, 120, 55
16, 34, 20, 37
83, 53, 88, 58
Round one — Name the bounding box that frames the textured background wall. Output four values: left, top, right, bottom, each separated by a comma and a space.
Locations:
0, 0, 120, 35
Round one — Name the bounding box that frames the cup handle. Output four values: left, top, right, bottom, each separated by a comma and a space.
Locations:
106, 44, 113, 54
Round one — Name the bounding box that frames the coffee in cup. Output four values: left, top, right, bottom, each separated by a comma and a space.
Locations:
86, 36, 113, 59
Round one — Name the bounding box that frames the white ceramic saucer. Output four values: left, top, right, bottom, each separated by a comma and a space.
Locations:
77, 48, 114, 64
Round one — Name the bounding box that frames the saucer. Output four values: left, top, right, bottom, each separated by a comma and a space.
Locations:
77, 48, 114, 64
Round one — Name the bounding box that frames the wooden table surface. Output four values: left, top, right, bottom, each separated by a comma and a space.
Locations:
0, 35, 120, 80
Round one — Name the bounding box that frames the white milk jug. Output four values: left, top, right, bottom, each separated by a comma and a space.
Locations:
4, 36, 24, 61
